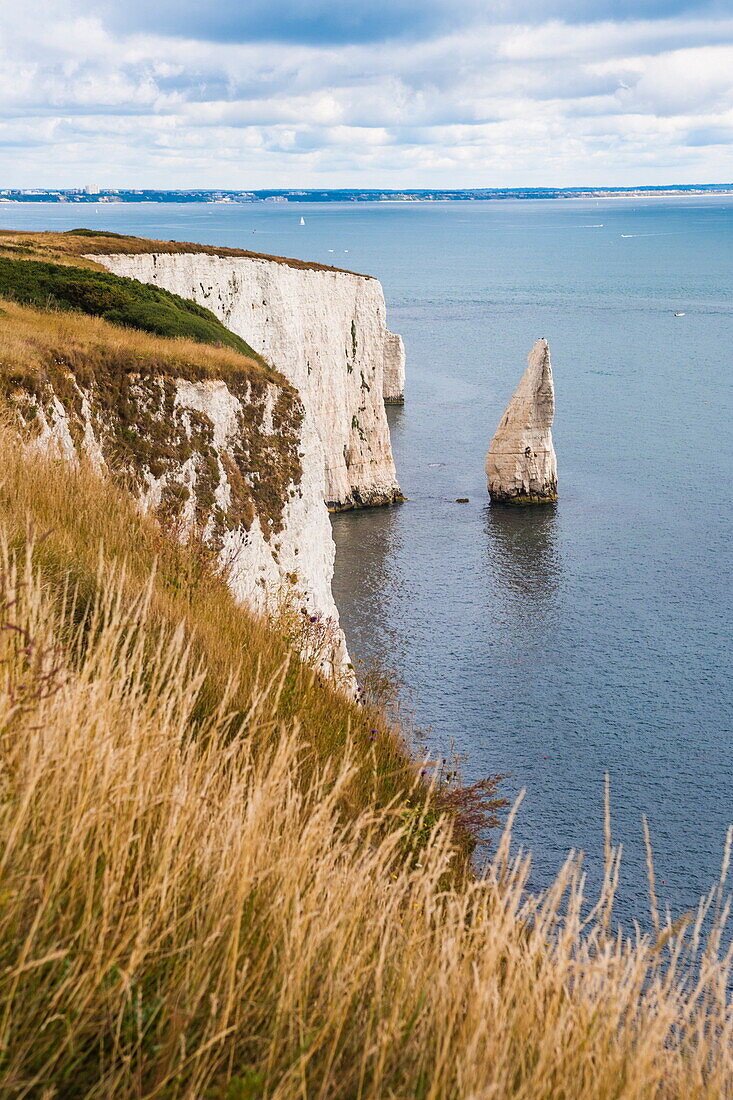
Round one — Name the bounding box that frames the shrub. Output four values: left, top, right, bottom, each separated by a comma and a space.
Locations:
0, 256, 261, 356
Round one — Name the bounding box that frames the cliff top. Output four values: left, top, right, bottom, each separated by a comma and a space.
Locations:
0, 228, 372, 278
0, 295, 283, 396
0, 253, 276, 368
0, 296, 305, 539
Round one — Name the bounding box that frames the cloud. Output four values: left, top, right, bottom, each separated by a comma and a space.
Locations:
0, 1, 732, 187
686, 121, 733, 144
613, 45, 733, 115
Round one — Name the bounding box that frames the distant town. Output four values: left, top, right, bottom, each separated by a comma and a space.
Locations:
1, 185, 731, 204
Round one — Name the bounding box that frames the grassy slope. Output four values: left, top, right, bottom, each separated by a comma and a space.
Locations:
0, 427, 443, 841
0, 438, 731, 1099
0, 300, 303, 539
0, 255, 264, 356
0, 296, 282, 390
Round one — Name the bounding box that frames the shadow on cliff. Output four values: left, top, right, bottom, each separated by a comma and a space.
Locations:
482, 503, 562, 629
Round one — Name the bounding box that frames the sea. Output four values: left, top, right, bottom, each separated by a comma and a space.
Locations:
2, 195, 731, 924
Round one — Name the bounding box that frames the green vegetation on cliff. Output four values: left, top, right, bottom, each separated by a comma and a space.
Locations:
0, 255, 262, 355
0, 300, 302, 538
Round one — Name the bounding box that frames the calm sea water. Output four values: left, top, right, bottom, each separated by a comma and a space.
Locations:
2, 197, 731, 921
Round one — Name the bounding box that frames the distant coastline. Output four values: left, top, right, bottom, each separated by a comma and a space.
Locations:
1, 185, 732, 205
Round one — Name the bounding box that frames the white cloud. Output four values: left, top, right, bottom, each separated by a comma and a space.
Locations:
0, 3, 731, 186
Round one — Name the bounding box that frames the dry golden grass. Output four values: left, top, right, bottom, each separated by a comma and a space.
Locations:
0, 426, 452, 840
0, 297, 283, 390
0, 436, 731, 1098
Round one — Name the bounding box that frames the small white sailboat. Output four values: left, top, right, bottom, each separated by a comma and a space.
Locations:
299, 216, 305, 226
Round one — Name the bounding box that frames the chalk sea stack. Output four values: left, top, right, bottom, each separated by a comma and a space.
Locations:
485, 338, 558, 505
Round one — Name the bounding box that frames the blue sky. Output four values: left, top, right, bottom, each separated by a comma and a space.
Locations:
0, 0, 732, 187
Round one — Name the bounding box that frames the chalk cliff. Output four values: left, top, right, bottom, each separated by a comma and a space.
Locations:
485, 338, 558, 505
93, 251, 405, 511
7, 319, 350, 684
0, 234, 408, 685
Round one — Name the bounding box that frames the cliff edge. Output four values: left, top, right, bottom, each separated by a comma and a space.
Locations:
93, 246, 405, 511
0, 230, 408, 684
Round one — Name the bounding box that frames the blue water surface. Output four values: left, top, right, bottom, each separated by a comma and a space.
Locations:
2, 196, 731, 922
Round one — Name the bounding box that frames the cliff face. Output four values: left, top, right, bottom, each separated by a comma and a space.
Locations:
1, 299, 351, 682
485, 338, 558, 505
0, 235, 407, 685
37, 377, 346, 675
93, 252, 404, 511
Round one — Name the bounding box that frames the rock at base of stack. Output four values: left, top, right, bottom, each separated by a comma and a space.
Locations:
485, 338, 558, 505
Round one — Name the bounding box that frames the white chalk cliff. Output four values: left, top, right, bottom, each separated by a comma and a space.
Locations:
94, 251, 404, 510
21, 360, 352, 685
41, 244, 409, 683
485, 338, 558, 505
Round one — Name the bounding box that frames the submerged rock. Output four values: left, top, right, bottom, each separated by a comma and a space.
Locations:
485, 338, 558, 505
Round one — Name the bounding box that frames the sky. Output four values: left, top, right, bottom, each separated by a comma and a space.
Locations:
0, 0, 732, 188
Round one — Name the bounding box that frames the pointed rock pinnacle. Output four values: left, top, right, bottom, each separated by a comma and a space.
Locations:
485, 338, 558, 505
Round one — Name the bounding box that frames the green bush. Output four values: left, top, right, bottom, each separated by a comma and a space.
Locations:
66, 228, 131, 239
0, 256, 259, 357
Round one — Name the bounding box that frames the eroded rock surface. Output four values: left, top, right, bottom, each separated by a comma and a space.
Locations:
16, 364, 352, 687
93, 251, 405, 511
485, 338, 558, 505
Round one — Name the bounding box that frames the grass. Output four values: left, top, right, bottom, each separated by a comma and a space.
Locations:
0, 425, 489, 844
0, 256, 264, 355
0, 299, 302, 539
0, 297, 279, 390
0, 436, 731, 1097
